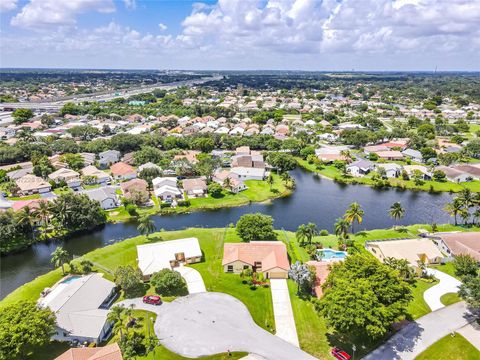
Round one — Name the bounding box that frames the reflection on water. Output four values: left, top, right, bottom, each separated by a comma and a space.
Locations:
0, 168, 453, 299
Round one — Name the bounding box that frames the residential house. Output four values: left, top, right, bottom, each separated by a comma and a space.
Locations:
431, 232, 480, 262
80, 187, 119, 210
110, 162, 136, 181
403, 165, 432, 180
152, 177, 183, 202
213, 170, 248, 193
48, 168, 82, 189
98, 150, 120, 168
55, 343, 123, 360
138, 162, 162, 173
173, 150, 200, 165
222, 241, 290, 279
81, 165, 111, 185
7, 167, 32, 180
136, 238, 203, 279
230, 167, 266, 181
79, 152, 96, 166
182, 178, 207, 198
376, 163, 402, 178
366, 238, 443, 273
347, 159, 374, 177
402, 148, 423, 163
120, 178, 149, 201
38, 273, 117, 344
452, 165, 480, 180
375, 150, 404, 161
435, 166, 472, 182
16, 174, 52, 195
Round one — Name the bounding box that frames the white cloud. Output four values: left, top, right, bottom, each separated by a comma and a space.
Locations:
0, 0, 18, 12
158, 23, 167, 31
124, 0, 136, 10
11, 0, 116, 29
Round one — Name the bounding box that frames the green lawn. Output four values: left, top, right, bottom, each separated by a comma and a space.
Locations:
407, 279, 438, 319
415, 333, 480, 360
440, 292, 462, 306
430, 262, 460, 279
107, 174, 291, 222
297, 158, 480, 193
8, 194, 41, 200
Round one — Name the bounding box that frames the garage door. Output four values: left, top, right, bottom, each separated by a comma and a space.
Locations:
269, 272, 287, 279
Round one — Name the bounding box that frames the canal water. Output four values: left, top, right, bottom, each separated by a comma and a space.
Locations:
0, 168, 453, 299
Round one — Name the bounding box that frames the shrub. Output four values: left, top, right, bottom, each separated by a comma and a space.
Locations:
160, 202, 171, 208
177, 200, 191, 207
150, 268, 188, 296
319, 229, 329, 236
125, 203, 138, 216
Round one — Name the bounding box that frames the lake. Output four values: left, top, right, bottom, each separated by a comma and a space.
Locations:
0, 168, 453, 299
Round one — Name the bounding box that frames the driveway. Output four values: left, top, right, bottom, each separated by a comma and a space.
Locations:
154, 292, 315, 360
175, 266, 206, 294
364, 301, 476, 360
270, 279, 299, 347
424, 268, 462, 311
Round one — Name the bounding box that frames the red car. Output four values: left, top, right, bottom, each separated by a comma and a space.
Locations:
143, 295, 162, 305
331, 347, 351, 360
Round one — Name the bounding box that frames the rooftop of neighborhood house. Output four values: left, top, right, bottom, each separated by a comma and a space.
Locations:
38, 273, 115, 339
366, 238, 443, 265
222, 241, 289, 271
435, 232, 480, 261
136, 237, 202, 275
55, 342, 123, 360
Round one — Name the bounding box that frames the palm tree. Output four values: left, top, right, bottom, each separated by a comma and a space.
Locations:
15, 206, 36, 239
50, 246, 70, 275
107, 305, 126, 339
305, 222, 318, 245
389, 202, 405, 227
444, 198, 463, 226
267, 173, 274, 190
344, 202, 364, 234
458, 189, 474, 225
281, 172, 291, 186
334, 218, 350, 240
296, 224, 309, 246
137, 215, 156, 238
223, 177, 232, 192
34, 200, 51, 231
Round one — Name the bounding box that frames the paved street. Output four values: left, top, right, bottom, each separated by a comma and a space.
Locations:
270, 279, 299, 347
424, 268, 462, 311
154, 292, 315, 360
364, 302, 476, 360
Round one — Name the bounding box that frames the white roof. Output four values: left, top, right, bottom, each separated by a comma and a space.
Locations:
38, 273, 115, 340
137, 238, 202, 275
154, 185, 182, 197
152, 177, 177, 187
230, 167, 266, 177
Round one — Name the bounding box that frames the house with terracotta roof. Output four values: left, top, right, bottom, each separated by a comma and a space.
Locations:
432, 232, 480, 262
55, 343, 123, 360
222, 241, 289, 279
120, 178, 149, 200
110, 162, 136, 181
15, 174, 52, 195
306, 261, 333, 298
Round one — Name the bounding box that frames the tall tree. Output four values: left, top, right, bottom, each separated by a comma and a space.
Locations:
51, 246, 70, 275
389, 202, 405, 227
316, 254, 412, 340
137, 215, 156, 238
107, 305, 126, 339
444, 198, 463, 226
334, 218, 350, 240
344, 202, 364, 234
0, 301, 55, 359
236, 213, 276, 242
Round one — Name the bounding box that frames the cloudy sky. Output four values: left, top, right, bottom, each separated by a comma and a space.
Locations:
0, 0, 479, 71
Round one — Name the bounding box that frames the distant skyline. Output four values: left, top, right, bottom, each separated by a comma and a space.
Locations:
1, 0, 479, 71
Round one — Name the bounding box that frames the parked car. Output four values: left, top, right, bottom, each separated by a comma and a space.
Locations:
143, 295, 162, 305
331, 347, 351, 360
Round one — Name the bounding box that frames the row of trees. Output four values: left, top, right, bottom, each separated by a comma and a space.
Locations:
444, 189, 480, 226
0, 193, 107, 255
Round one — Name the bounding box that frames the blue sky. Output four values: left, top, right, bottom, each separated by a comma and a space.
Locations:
0, 0, 479, 70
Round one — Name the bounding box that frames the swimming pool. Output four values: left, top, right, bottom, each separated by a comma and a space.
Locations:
60, 275, 81, 284
317, 249, 347, 261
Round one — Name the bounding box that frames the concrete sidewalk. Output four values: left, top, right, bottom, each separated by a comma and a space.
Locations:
270, 279, 299, 347
457, 322, 480, 350
364, 302, 476, 360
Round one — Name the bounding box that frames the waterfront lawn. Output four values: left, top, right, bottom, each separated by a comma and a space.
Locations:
297, 158, 480, 193
407, 279, 438, 319
1, 228, 275, 334
440, 292, 461, 306
415, 333, 480, 360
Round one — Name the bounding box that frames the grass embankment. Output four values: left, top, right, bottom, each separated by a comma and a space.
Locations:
298, 158, 480, 193
415, 333, 480, 360
107, 174, 291, 222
